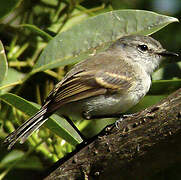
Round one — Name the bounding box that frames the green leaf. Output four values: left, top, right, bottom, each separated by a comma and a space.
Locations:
14, 156, 43, 169
149, 79, 181, 95
152, 62, 181, 80
0, 150, 24, 166
33, 10, 178, 73
0, 0, 22, 21
128, 95, 167, 113
0, 41, 8, 84
0, 150, 43, 169
0, 68, 24, 94
0, 93, 82, 146
18, 24, 53, 41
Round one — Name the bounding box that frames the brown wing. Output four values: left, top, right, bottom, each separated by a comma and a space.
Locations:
43, 70, 106, 112
53, 71, 107, 104
44, 55, 134, 113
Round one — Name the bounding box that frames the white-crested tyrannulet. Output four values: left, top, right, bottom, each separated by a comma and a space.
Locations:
4, 35, 178, 149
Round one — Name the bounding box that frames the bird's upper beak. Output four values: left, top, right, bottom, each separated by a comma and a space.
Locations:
157, 50, 179, 57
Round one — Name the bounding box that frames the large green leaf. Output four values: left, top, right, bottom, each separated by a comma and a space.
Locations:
33, 10, 178, 73
0, 41, 8, 84
0, 0, 22, 21
0, 93, 82, 146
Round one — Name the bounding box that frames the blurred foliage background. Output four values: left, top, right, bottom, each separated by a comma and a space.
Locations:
0, 0, 180, 179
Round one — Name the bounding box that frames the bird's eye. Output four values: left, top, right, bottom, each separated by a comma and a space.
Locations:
138, 44, 148, 52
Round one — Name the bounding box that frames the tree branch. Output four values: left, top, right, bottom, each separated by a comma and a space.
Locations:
44, 88, 181, 180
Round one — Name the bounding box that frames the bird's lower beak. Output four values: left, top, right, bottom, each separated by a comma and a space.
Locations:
157, 50, 179, 57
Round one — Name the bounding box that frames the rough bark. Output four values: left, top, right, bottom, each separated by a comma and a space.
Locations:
44, 88, 181, 180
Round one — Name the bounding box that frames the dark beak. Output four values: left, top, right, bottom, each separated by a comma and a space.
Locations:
157, 50, 179, 57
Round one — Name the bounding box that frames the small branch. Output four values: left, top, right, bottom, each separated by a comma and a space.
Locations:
44, 88, 181, 180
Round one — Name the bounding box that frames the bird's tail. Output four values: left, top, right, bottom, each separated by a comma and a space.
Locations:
4, 108, 49, 150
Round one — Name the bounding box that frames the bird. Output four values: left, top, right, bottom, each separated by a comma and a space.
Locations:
4, 35, 178, 149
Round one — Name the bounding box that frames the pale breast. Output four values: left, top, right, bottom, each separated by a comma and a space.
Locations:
132, 65, 151, 101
